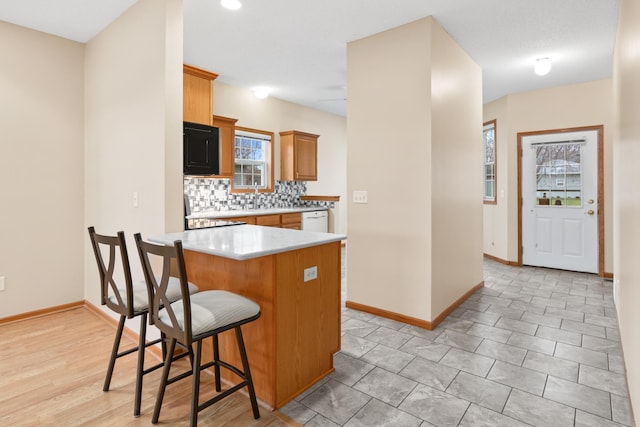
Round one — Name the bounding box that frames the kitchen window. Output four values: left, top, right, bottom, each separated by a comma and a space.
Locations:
233, 127, 274, 191
483, 120, 497, 204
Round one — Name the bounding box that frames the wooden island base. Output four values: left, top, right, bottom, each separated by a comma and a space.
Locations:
183, 240, 342, 409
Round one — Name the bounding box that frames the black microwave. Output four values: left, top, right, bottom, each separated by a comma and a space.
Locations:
183, 121, 220, 176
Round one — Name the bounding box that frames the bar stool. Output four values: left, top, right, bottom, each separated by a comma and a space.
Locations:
134, 233, 261, 426
87, 227, 198, 416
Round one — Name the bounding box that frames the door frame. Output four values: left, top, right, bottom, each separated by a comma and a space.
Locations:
517, 125, 604, 276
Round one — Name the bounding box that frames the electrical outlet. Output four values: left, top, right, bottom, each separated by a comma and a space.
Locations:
304, 266, 318, 282
353, 190, 368, 204
0, 276, 5, 291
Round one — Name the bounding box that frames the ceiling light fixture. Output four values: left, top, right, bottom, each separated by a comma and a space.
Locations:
253, 87, 270, 99
534, 57, 551, 76
221, 0, 242, 10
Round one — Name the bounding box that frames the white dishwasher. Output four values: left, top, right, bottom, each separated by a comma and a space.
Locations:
301, 210, 328, 232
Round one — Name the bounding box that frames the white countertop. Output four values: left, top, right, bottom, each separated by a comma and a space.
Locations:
149, 224, 346, 261
186, 206, 328, 220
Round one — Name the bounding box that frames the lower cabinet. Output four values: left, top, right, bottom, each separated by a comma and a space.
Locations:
281, 213, 302, 230
256, 214, 281, 227
226, 212, 302, 229
227, 216, 256, 225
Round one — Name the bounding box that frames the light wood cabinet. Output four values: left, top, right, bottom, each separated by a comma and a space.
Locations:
183, 241, 341, 408
280, 130, 319, 181
226, 216, 256, 225
281, 212, 302, 230
256, 214, 281, 227
226, 212, 302, 229
183, 64, 217, 125
211, 115, 238, 178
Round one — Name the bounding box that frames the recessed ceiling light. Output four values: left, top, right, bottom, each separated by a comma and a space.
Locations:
534, 57, 551, 76
253, 87, 270, 99
221, 0, 242, 10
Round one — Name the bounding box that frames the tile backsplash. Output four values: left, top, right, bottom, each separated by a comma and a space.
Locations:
184, 178, 334, 213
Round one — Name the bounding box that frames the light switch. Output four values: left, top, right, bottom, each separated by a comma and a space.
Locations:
133, 191, 139, 208
353, 190, 368, 204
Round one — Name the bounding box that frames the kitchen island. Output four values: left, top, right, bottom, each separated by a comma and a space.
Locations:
150, 225, 346, 409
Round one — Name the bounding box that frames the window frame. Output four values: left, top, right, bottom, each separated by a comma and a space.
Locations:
231, 126, 274, 193
483, 119, 497, 204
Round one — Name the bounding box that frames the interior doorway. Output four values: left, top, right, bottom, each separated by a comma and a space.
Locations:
518, 125, 604, 275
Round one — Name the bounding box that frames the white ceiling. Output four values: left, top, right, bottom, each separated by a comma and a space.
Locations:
0, 0, 620, 117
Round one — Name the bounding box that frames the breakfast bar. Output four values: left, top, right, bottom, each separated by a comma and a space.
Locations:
150, 225, 346, 409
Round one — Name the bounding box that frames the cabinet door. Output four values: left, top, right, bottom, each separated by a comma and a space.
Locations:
212, 115, 238, 178
294, 134, 317, 181
280, 131, 319, 181
281, 213, 302, 230
183, 65, 217, 125
183, 74, 212, 125
226, 216, 256, 225
256, 214, 281, 227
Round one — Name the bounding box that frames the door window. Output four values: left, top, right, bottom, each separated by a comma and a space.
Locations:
535, 142, 582, 207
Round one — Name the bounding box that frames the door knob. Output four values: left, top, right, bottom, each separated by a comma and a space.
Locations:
588, 199, 594, 204
587, 209, 594, 215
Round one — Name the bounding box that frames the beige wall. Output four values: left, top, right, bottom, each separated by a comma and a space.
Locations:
83, 0, 183, 311
430, 19, 484, 316
346, 16, 483, 322
483, 79, 614, 275
613, 0, 640, 419
212, 82, 347, 233
0, 21, 85, 317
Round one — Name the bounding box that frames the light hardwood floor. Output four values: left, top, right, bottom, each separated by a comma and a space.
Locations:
0, 307, 299, 426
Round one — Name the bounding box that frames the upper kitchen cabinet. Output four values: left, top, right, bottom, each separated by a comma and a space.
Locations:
183, 64, 218, 125
280, 130, 319, 181
211, 115, 238, 178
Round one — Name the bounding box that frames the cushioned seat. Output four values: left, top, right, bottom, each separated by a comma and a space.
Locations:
88, 227, 198, 417
135, 233, 261, 426
159, 290, 259, 336
108, 278, 198, 313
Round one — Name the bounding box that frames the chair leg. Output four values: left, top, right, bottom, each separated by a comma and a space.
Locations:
152, 338, 176, 424
212, 334, 221, 392
103, 315, 126, 392
133, 313, 147, 417
235, 326, 260, 419
190, 340, 203, 427
187, 344, 194, 368
161, 331, 167, 361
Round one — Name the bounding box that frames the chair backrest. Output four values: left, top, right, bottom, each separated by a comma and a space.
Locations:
134, 234, 192, 346
87, 226, 135, 318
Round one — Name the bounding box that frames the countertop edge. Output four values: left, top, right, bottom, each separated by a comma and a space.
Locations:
183, 235, 346, 260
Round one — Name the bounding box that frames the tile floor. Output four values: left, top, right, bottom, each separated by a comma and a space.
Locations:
280, 257, 636, 427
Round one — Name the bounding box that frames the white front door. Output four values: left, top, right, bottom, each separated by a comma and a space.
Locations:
521, 130, 599, 273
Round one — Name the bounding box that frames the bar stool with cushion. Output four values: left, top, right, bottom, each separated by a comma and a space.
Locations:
134, 233, 261, 426
87, 226, 198, 416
